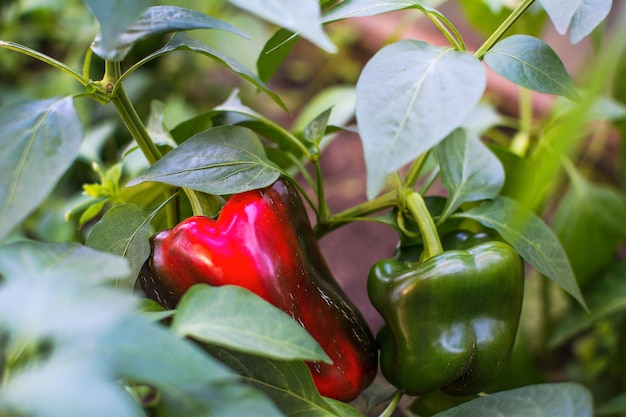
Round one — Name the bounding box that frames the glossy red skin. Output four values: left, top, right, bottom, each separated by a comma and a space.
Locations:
139, 178, 377, 402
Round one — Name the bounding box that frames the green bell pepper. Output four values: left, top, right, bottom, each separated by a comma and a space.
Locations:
368, 193, 524, 397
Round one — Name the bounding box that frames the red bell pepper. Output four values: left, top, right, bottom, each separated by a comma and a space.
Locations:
138, 178, 377, 402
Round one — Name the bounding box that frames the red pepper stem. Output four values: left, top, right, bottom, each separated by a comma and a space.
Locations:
406, 191, 443, 260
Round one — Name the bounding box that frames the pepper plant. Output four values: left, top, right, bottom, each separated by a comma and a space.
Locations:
1, 0, 625, 416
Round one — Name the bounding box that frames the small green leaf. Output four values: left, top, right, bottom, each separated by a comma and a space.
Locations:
455, 196, 586, 308
484, 35, 579, 100
540, 0, 612, 44
228, 0, 336, 53
302, 108, 333, 147
435, 129, 504, 221
206, 346, 350, 416
91, 5, 247, 61
172, 285, 332, 363
0, 97, 83, 242
85, 204, 153, 289
432, 383, 592, 417
257, 28, 299, 83
127, 125, 281, 195
123, 33, 285, 111
356, 40, 486, 198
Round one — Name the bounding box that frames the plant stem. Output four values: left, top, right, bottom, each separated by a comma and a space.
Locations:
474, 0, 536, 59
0, 40, 86, 85
402, 152, 429, 189
314, 189, 398, 238
378, 390, 404, 417
107, 62, 162, 165
406, 191, 442, 260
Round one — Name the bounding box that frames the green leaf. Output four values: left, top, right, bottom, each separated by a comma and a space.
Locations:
455, 196, 586, 308
172, 285, 332, 363
123, 32, 285, 111
257, 28, 299, 83
550, 262, 626, 348
484, 35, 579, 101
356, 40, 486, 198
127, 125, 281, 195
551, 167, 626, 287
228, 0, 336, 53
540, 0, 612, 44
84, 0, 152, 60
435, 129, 504, 221
85, 204, 154, 290
302, 108, 333, 147
0, 240, 130, 284
432, 383, 592, 417
205, 346, 354, 416
0, 97, 83, 242
91, 5, 248, 61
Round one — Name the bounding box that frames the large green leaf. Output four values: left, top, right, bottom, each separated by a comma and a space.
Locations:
127, 125, 281, 195
356, 40, 486, 198
432, 383, 592, 417
85, 204, 154, 290
539, 0, 612, 43
172, 285, 331, 363
435, 128, 504, 221
0, 97, 83, 242
484, 35, 579, 101
206, 347, 362, 416
122, 33, 285, 111
257, 28, 299, 83
228, 0, 336, 53
455, 196, 586, 307
91, 5, 247, 61
551, 167, 626, 287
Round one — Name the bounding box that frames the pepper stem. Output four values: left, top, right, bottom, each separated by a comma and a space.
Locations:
405, 191, 443, 260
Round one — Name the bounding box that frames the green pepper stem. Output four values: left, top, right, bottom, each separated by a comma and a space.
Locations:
406, 191, 443, 259
377, 390, 403, 417
474, 0, 536, 59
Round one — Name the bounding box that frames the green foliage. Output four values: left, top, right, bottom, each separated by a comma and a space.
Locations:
0, 0, 624, 415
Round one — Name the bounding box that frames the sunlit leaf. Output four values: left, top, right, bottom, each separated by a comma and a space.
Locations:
356, 40, 486, 198
539, 0, 612, 44
228, 0, 336, 52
